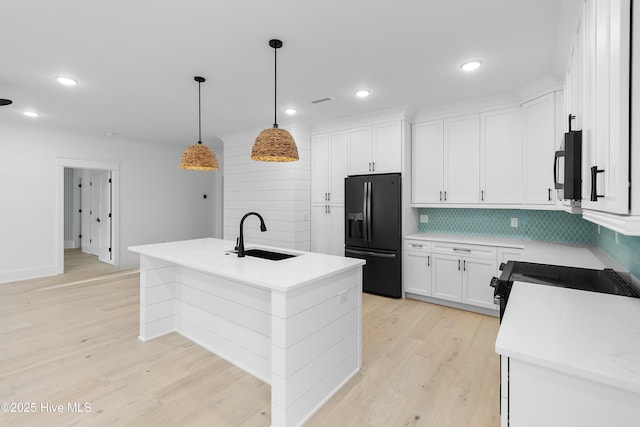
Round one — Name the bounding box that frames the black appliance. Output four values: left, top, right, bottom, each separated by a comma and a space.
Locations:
490, 260, 639, 321
554, 114, 582, 200
344, 173, 402, 298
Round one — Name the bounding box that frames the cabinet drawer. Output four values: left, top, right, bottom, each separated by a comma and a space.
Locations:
431, 241, 497, 259
405, 240, 432, 252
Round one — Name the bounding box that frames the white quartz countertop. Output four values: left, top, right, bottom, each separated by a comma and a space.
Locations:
129, 238, 365, 292
495, 281, 640, 393
404, 233, 624, 270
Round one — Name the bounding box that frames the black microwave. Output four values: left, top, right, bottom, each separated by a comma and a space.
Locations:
554, 117, 582, 200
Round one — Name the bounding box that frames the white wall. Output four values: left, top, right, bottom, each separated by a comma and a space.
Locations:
0, 123, 220, 283
222, 124, 311, 251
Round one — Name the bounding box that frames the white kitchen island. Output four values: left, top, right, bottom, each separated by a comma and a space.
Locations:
129, 238, 365, 427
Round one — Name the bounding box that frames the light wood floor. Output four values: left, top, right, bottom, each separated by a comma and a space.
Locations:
0, 250, 500, 426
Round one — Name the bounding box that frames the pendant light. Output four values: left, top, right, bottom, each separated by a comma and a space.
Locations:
251, 39, 299, 162
180, 76, 220, 171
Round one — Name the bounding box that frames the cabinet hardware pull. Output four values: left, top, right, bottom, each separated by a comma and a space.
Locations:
458, 259, 461, 271
453, 248, 471, 252
444, 191, 447, 201
548, 188, 551, 201
463, 260, 466, 271
439, 191, 443, 201
328, 205, 331, 214
481, 190, 484, 201
427, 255, 430, 267
411, 244, 423, 248
590, 166, 605, 201
372, 161, 375, 171
327, 192, 330, 201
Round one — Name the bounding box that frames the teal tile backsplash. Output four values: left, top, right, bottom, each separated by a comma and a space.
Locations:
595, 227, 640, 279
417, 208, 595, 244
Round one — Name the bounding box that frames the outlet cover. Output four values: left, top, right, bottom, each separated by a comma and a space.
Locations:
419, 214, 429, 223
510, 218, 519, 228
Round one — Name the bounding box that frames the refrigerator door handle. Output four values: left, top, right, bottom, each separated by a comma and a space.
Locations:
366, 182, 372, 242
345, 249, 397, 259
362, 182, 368, 242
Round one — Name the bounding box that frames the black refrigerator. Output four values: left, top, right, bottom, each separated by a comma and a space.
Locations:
344, 173, 402, 298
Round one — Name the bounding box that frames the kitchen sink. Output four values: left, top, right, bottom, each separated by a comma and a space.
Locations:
227, 248, 298, 261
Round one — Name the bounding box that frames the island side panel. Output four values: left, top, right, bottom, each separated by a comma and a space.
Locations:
270, 267, 363, 427
138, 255, 177, 341
172, 267, 273, 383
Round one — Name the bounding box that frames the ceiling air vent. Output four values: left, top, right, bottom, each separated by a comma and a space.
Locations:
311, 97, 334, 104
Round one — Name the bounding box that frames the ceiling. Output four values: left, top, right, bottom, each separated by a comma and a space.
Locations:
0, 0, 571, 148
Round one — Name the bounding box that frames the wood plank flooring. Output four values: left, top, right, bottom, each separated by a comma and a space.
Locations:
0, 250, 500, 426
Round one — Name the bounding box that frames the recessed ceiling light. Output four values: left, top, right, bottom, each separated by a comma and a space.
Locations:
284, 108, 297, 115
23, 111, 39, 118
56, 76, 78, 86
354, 89, 371, 98
460, 59, 483, 72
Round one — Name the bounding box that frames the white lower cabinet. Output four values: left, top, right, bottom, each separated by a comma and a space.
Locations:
311, 205, 344, 256
403, 240, 432, 296
502, 356, 640, 427
405, 238, 501, 313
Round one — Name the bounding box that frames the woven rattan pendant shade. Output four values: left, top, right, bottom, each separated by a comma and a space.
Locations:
180, 76, 219, 171
180, 142, 219, 170
252, 127, 298, 162
251, 39, 299, 162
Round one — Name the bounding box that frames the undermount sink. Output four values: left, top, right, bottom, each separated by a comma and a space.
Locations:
227, 248, 298, 261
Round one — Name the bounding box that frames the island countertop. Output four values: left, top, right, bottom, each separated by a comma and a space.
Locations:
129, 237, 365, 292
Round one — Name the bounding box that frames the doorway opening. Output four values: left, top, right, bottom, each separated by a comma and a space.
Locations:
56, 158, 120, 275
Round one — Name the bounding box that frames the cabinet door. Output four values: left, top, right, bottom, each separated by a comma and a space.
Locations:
329, 205, 345, 256
432, 253, 462, 302
329, 131, 348, 203
462, 257, 497, 310
481, 108, 522, 204
522, 93, 556, 205
372, 121, 402, 173
404, 251, 432, 296
444, 114, 480, 203
311, 205, 332, 254
311, 134, 330, 204
348, 126, 373, 175
582, 0, 631, 214
412, 120, 444, 204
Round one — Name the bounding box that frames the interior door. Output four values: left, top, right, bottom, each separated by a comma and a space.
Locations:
90, 171, 112, 262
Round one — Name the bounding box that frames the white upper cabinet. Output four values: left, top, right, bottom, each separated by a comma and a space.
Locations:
521, 92, 558, 206
311, 131, 347, 204
480, 108, 522, 204
580, 0, 631, 215
412, 120, 444, 204
348, 121, 402, 175
444, 114, 481, 203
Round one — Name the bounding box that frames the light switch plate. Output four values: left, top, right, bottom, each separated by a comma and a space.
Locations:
419, 214, 429, 223
510, 218, 518, 228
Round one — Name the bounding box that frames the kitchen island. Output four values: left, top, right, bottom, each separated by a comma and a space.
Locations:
129, 238, 365, 427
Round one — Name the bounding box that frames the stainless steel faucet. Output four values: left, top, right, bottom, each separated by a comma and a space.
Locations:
236, 212, 267, 257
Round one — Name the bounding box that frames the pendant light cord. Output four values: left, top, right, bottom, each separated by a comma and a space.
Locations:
198, 80, 202, 143
273, 45, 278, 128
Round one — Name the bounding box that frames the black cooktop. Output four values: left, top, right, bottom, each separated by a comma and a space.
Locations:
499, 261, 639, 297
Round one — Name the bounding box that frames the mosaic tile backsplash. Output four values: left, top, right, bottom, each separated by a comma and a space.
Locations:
595, 227, 640, 280
417, 208, 595, 244
417, 208, 640, 279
